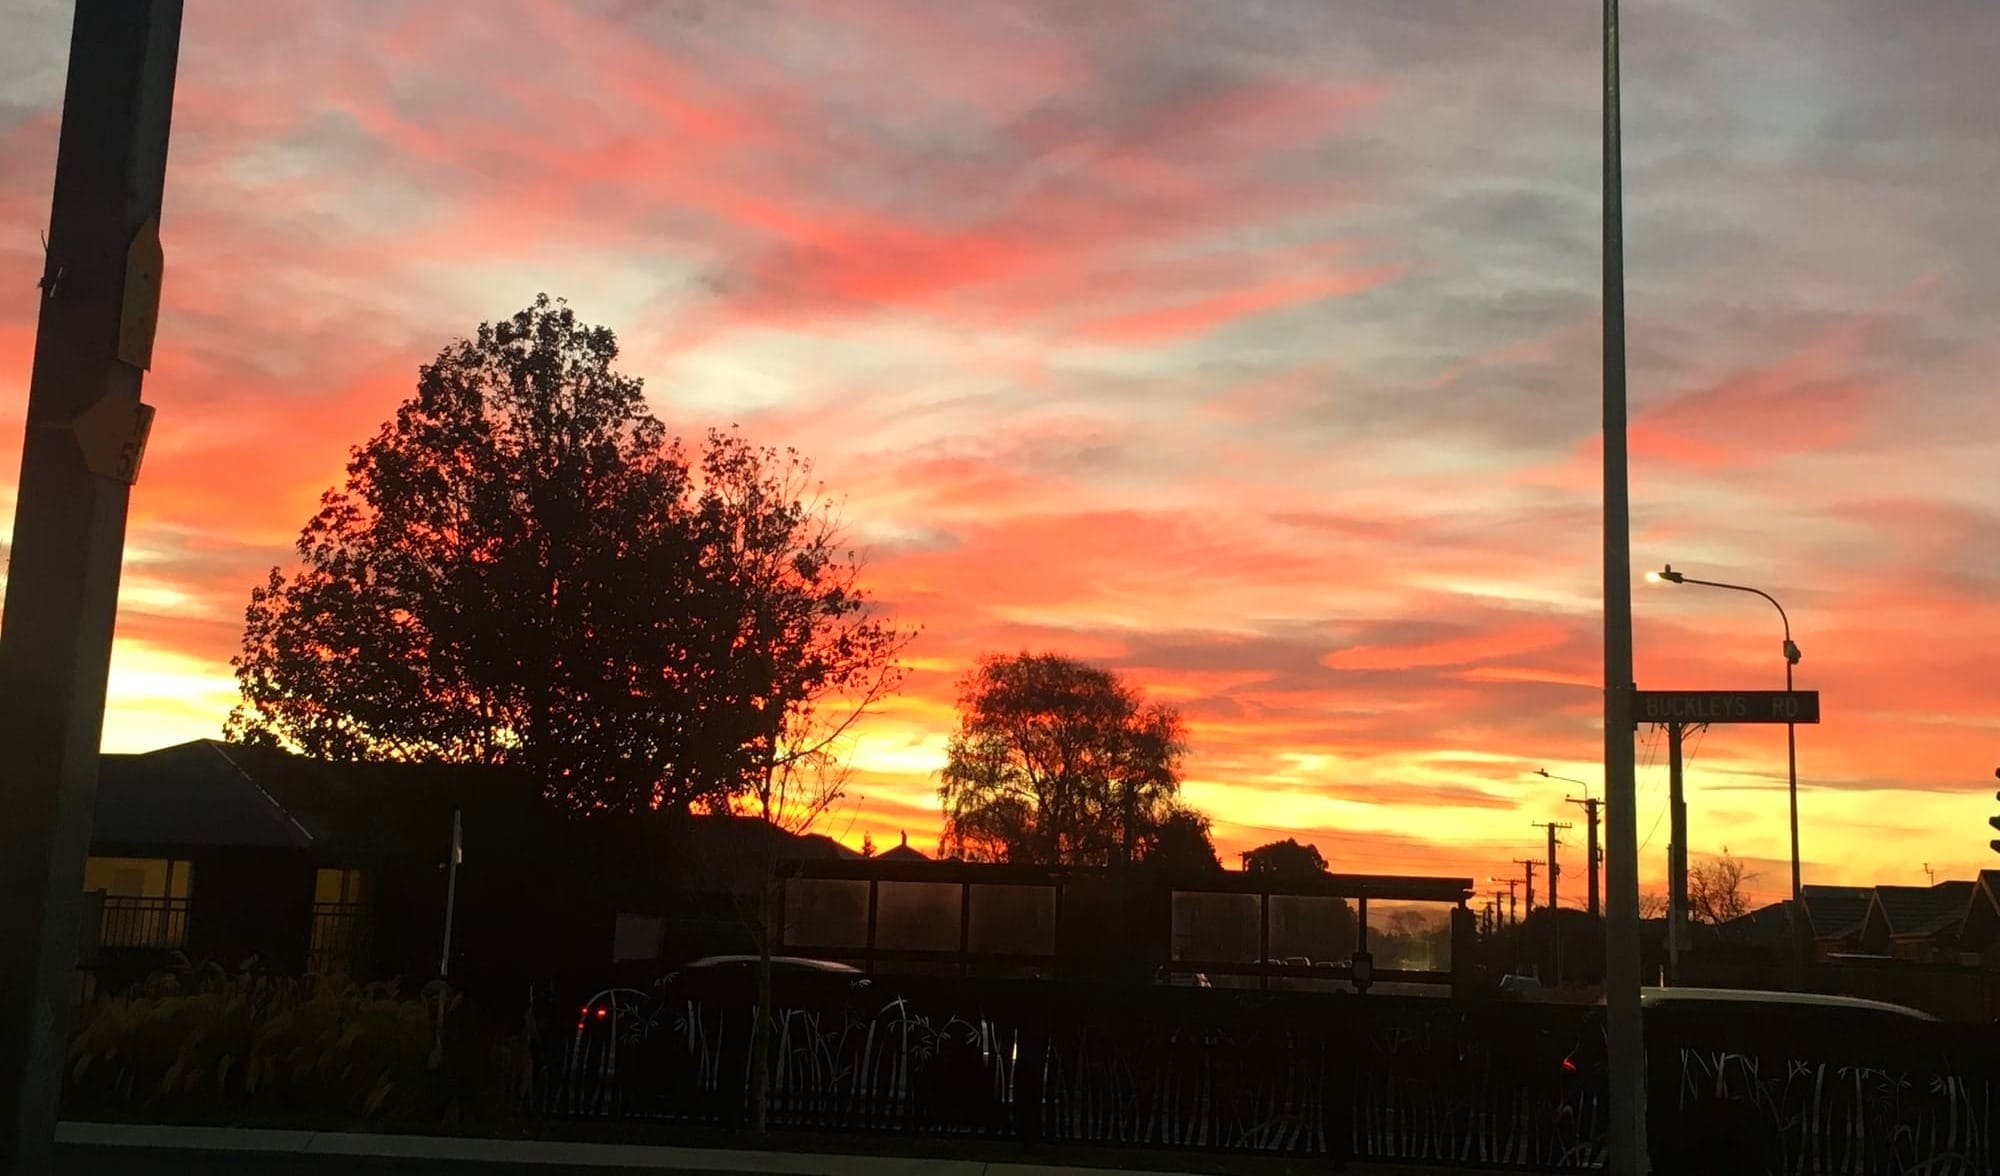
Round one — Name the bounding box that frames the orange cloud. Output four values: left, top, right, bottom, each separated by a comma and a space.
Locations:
2, 0, 1994, 896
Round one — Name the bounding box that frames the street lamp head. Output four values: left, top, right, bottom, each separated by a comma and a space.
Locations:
1653, 564, 1685, 584
1783, 638, 1801, 666
1535, 768, 1551, 778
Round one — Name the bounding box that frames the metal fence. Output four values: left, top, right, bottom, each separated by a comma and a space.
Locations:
96, 896, 188, 949
524, 974, 2000, 1173
307, 900, 370, 975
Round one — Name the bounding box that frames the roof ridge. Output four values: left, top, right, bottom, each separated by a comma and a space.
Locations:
206, 740, 316, 848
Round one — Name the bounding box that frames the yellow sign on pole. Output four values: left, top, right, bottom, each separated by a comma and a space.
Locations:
70, 393, 155, 485
117, 217, 163, 370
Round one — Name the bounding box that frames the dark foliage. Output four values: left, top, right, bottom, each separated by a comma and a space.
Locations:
228, 296, 906, 814
1241, 837, 1329, 877
1138, 804, 1223, 873
937, 653, 1189, 866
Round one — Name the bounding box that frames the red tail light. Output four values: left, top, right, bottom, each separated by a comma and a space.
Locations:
1561, 1057, 1578, 1073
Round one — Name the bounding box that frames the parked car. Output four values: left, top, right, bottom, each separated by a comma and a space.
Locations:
675, 954, 863, 975
662, 954, 869, 991
1635, 985, 1934, 1021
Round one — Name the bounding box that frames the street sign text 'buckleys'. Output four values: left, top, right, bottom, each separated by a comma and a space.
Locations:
1632, 690, 1820, 726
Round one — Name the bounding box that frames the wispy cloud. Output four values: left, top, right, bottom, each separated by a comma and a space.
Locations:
2, 0, 1997, 888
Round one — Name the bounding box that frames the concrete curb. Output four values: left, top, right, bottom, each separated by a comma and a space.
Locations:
56, 1121, 1212, 1176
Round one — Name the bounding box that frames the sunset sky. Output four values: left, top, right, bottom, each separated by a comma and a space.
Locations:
4, 1, 1998, 905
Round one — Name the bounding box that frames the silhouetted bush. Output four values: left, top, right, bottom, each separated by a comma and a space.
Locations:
64, 962, 526, 1123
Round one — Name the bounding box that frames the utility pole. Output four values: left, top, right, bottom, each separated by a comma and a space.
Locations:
1490, 876, 1522, 927
0, 5, 183, 1172
1512, 858, 1539, 917
1567, 794, 1603, 917
1665, 722, 1702, 984
1538, 821, 1572, 985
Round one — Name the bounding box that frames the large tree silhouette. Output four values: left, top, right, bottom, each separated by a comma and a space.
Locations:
227, 295, 906, 814
937, 653, 1188, 865
1139, 804, 1223, 873
1241, 838, 1328, 877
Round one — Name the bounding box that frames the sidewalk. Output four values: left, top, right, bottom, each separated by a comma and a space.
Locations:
56, 1122, 1499, 1175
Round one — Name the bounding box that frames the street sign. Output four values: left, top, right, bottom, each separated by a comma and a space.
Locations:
69, 392, 155, 485
1632, 689, 1819, 725
117, 216, 162, 370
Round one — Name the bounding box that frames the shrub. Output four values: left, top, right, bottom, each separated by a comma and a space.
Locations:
65, 963, 527, 1124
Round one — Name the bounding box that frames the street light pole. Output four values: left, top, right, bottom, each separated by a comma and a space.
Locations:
1599, 1, 1646, 1170
1540, 770, 1603, 918
1650, 564, 1803, 904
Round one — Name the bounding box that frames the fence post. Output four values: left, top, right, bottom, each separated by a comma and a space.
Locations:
1322, 1010, 1356, 1167
1014, 990, 1047, 1150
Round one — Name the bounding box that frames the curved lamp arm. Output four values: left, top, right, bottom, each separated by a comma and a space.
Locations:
1653, 565, 1798, 664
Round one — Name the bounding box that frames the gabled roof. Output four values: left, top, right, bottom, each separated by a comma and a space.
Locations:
1724, 900, 1796, 947
1800, 884, 1871, 939
1957, 871, 2000, 948
93, 740, 314, 851
878, 832, 929, 862
91, 741, 849, 897
1975, 871, 2000, 910
1872, 882, 1975, 938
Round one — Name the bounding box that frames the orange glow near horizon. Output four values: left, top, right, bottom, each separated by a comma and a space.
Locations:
5, 2, 2000, 902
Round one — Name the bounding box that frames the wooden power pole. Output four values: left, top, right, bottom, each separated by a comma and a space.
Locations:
0, 4, 182, 1171
1537, 821, 1572, 985
1567, 794, 1602, 917
1512, 858, 1539, 916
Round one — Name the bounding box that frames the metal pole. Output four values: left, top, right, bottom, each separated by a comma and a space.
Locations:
1785, 660, 1799, 903
1653, 571, 1801, 905
1666, 723, 1688, 984
0, 6, 181, 1172
1601, 0, 1648, 1169
439, 809, 462, 977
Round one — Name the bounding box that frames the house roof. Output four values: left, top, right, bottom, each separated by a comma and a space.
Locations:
91, 741, 849, 894
93, 740, 315, 851
878, 832, 928, 862
1800, 884, 1871, 939
1724, 900, 1796, 946
1872, 882, 1975, 938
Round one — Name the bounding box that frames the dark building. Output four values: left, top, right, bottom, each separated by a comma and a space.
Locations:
81, 741, 1473, 998
1799, 884, 1873, 958
81, 740, 851, 996
1960, 872, 2000, 965
1860, 882, 1978, 963
84, 741, 317, 974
